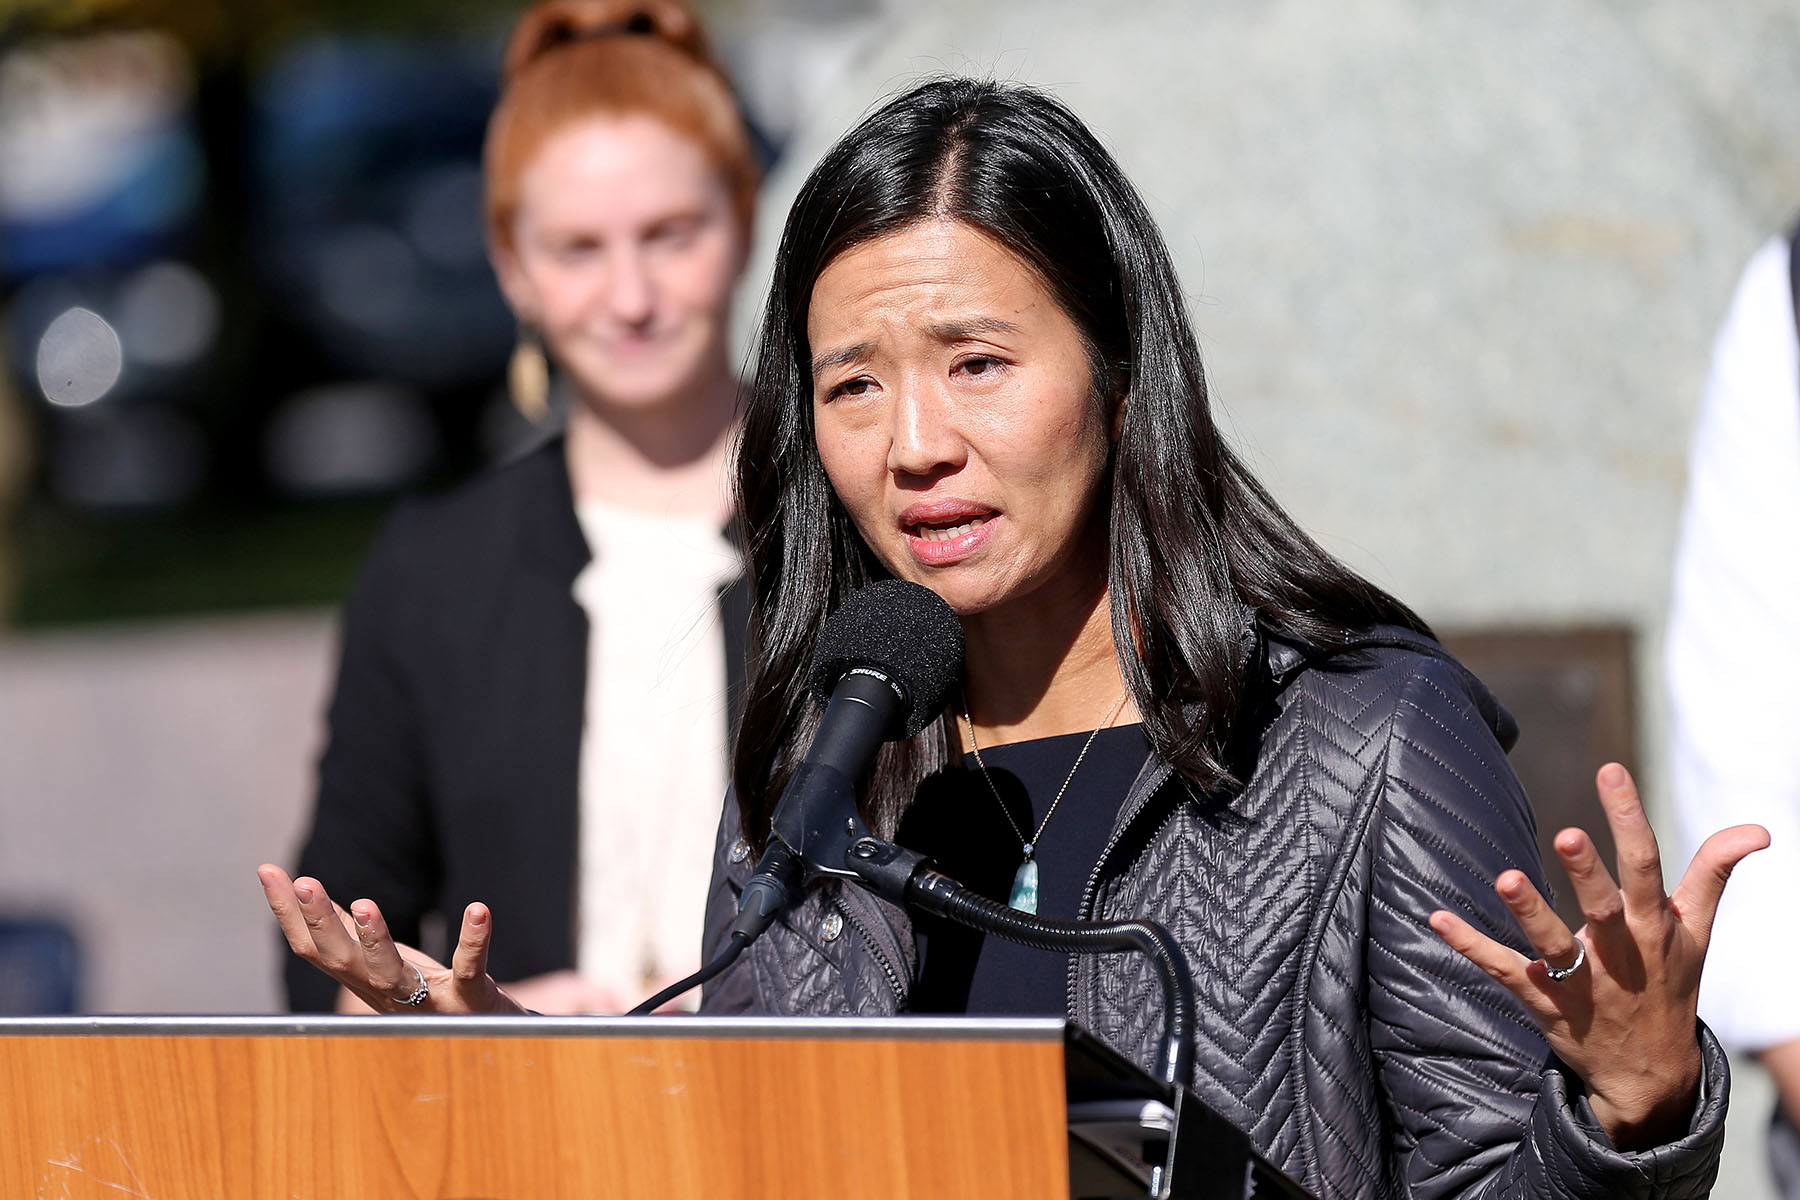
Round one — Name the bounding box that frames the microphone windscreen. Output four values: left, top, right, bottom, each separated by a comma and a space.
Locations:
809, 579, 965, 737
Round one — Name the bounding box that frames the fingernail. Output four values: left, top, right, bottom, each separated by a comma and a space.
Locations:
293, 881, 315, 902
353, 908, 371, 929
1599, 763, 1626, 788
469, 908, 488, 927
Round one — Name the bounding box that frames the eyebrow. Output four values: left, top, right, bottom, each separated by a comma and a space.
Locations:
808, 318, 1023, 380
811, 341, 876, 379
922, 317, 1021, 341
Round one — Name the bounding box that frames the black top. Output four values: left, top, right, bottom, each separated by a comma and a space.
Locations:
897, 722, 1152, 1015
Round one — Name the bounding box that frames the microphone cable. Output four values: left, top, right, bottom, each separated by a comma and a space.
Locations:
626, 840, 801, 1016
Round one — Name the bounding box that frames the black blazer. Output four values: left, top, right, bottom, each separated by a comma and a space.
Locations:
286, 438, 747, 1010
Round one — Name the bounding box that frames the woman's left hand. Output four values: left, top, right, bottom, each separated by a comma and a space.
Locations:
1429, 763, 1768, 1150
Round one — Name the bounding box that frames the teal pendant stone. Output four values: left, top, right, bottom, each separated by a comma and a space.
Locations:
1009, 858, 1040, 914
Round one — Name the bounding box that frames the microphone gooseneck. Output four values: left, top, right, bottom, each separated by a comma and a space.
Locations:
841, 835, 1204, 1199
915, 873, 1195, 1088
841, 837, 1195, 1090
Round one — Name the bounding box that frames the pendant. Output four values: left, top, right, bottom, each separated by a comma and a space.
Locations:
1009, 857, 1040, 914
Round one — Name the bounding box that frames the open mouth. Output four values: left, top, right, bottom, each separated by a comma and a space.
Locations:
899, 503, 1000, 565
910, 515, 989, 542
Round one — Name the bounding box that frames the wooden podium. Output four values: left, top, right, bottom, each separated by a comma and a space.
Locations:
1, 1015, 1241, 1199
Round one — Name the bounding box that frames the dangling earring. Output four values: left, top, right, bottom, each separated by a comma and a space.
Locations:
509, 324, 550, 423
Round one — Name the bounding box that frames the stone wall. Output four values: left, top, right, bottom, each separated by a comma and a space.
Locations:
730, 0, 1800, 811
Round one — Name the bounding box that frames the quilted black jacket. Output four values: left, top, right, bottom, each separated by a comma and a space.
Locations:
700, 629, 1728, 1198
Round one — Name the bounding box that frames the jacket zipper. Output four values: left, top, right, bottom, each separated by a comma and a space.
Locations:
1070, 627, 1286, 1017
836, 897, 907, 1011
1066, 756, 1179, 1019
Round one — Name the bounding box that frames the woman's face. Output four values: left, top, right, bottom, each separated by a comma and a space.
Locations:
494, 115, 744, 411
808, 218, 1116, 617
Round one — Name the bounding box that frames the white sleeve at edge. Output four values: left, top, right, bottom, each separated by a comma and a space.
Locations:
1667, 236, 1800, 1053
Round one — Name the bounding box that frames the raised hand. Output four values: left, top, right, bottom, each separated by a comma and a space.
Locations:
1428, 763, 1769, 1149
258, 864, 524, 1015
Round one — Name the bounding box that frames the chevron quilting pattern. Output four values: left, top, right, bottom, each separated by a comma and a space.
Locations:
1059, 643, 1726, 1197
748, 892, 846, 1016
704, 636, 1729, 1197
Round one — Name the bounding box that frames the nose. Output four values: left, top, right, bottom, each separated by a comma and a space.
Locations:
603, 246, 655, 327
886, 374, 966, 480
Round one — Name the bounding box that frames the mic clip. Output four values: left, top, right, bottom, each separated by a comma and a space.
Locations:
768, 761, 877, 885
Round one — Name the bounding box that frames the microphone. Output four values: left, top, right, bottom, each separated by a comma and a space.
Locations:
733, 579, 964, 935
631, 578, 962, 1015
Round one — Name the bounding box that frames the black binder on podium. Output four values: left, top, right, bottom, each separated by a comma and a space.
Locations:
1064, 1022, 1314, 1199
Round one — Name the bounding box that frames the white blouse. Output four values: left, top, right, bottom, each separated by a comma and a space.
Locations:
571, 498, 740, 1010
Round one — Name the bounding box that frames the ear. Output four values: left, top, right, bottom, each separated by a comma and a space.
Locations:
1109, 392, 1129, 444
488, 232, 537, 325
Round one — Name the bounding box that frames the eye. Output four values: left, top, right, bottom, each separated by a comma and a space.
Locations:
953, 355, 1006, 378
646, 216, 703, 249
825, 376, 876, 401
551, 236, 601, 263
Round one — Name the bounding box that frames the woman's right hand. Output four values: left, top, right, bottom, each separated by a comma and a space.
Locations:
258, 864, 525, 1015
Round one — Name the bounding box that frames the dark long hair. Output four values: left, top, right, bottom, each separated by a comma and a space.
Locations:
732, 78, 1428, 844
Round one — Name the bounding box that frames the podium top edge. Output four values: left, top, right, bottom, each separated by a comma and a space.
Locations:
0, 1015, 1071, 1041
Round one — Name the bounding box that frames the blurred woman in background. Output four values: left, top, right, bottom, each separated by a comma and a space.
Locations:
284, 0, 758, 1014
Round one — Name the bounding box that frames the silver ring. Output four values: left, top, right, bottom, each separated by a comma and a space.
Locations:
395, 963, 429, 1007
1543, 939, 1586, 982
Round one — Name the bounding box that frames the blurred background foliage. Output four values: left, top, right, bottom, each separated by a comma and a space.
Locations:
0, 0, 854, 625
0, 0, 523, 625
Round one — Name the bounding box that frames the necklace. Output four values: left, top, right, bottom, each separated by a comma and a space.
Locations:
961, 688, 1130, 915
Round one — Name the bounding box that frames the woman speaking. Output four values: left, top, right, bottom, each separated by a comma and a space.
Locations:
264, 77, 1762, 1196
